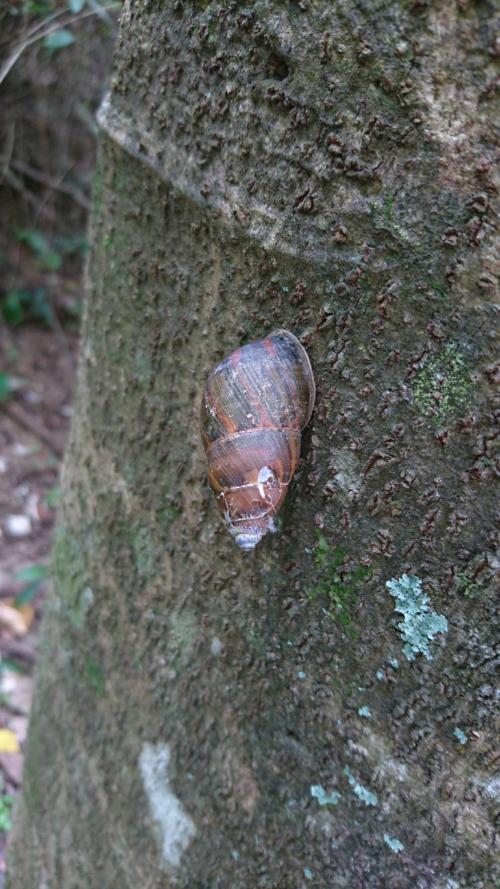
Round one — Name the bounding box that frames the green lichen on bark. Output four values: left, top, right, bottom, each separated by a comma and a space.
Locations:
51, 527, 93, 629
132, 524, 159, 581
412, 344, 472, 427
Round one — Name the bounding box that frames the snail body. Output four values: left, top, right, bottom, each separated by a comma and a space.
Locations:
201, 329, 315, 551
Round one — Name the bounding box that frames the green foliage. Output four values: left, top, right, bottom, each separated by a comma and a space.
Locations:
0, 795, 14, 833
14, 563, 48, 605
19, 1, 55, 15
54, 233, 88, 257
0, 373, 15, 401
16, 229, 61, 270
412, 344, 472, 426
309, 534, 371, 635
44, 485, 62, 509
386, 574, 448, 661
0, 659, 29, 679
2, 288, 53, 327
43, 28, 75, 51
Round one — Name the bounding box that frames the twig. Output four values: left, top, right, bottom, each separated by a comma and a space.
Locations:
0, 5, 121, 87
0, 122, 15, 175
44, 294, 78, 377
2, 402, 64, 460
0, 640, 36, 666
0, 7, 69, 51
1, 167, 56, 221
9, 159, 91, 211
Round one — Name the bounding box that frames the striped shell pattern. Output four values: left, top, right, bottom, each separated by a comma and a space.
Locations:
201, 330, 315, 551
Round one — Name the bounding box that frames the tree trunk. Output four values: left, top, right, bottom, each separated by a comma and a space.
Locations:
7, 2, 498, 887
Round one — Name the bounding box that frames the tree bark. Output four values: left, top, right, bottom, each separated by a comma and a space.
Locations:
7, 2, 499, 887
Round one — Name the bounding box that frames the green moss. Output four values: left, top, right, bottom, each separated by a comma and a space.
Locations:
156, 503, 181, 532
168, 611, 198, 667
84, 657, 106, 695
132, 525, 158, 581
412, 344, 472, 426
133, 350, 153, 387
456, 564, 488, 599
308, 534, 371, 635
122, 462, 136, 487
52, 527, 93, 629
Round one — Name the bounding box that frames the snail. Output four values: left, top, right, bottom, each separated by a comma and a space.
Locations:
201, 329, 315, 551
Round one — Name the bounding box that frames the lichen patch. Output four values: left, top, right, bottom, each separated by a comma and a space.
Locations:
138, 742, 197, 870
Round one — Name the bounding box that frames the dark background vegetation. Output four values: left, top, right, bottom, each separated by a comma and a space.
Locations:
0, 1, 116, 872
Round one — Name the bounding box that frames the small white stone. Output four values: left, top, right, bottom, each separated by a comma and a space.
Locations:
13, 444, 31, 457
24, 390, 42, 404
4, 515, 31, 537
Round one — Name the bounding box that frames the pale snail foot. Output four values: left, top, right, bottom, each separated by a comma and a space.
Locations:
225, 516, 278, 552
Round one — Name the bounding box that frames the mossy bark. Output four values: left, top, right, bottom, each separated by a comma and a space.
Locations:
7, 2, 499, 888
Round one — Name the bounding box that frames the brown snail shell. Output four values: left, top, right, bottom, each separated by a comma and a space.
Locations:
201, 329, 315, 551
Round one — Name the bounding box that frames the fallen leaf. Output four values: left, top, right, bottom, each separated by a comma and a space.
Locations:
0, 603, 28, 636
6, 716, 28, 745
0, 752, 23, 786
0, 671, 33, 714
0, 729, 20, 754
15, 604, 35, 631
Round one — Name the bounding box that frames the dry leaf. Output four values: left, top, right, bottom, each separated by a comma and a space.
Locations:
0, 729, 20, 754
0, 752, 23, 786
15, 603, 35, 631
0, 671, 33, 714
7, 716, 28, 746
0, 602, 28, 636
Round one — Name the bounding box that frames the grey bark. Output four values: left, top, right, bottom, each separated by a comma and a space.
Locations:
7, 2, 499, 888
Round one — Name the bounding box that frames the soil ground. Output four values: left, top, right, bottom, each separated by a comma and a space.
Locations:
0, 323, 77, 879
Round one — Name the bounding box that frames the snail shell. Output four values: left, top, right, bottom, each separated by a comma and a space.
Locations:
201, 329, 315, 551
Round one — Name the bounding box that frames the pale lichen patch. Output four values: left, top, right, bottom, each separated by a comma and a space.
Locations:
386, 574, 448, 662
383, 833, 404, 854
138, 742, 197, 870
310, 784, 342, 807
